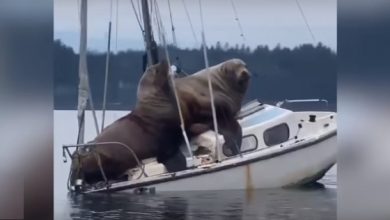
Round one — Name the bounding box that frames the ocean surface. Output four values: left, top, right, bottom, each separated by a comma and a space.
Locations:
54, 110, 337, 220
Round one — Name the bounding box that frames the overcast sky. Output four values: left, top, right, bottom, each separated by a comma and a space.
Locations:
54, 0, 336, 52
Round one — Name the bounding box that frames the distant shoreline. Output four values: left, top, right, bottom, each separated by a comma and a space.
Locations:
54, 40, 336, 111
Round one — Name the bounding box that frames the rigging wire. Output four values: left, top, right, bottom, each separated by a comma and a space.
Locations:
294, 0, 316, 43
154, 0, 195, 160
76, 0, 81, 21
229, 0, 246, 42
101, 0, 113, 132
167, 0, 178, 46
198, 0, 221, 162
149, 0, 154, 24
181, 0, 199, 47
88, 79, 101, 136
141, 0, 159, 66
137, 0, 144, 27
130, 0, 148, 51
137, 0, 143, 27
152, 0, 163, 45
130, 0, 144, 33
109, 0, 113, 21
115, 0, 119, 52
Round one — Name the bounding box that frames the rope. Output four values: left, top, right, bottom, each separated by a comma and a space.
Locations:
152, 0, 163, 45
182, 0, 199, 46
294, 0, 316, 43
67, 167, 73, 191
93, 151, 109, 187
229, 0, 246, 42
136, 0, 143, 26
199, 0, 221, 161
154, 1, 195, 160
130, 0, 145, 34
76, 108, 85, 146
167, 0, 178, 46
67, 149, 83, 191
101, 0, 113, 132
130, 0, 148, 55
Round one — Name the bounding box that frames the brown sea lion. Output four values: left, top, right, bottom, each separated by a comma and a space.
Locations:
159, 59, 251, 171
69, 61, 184, 185
175, 58, 251, 156
136, 58, 250, 161
69, 58, 251, 184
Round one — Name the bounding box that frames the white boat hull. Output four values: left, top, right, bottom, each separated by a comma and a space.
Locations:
90, 132, 336, 193
68, 101, 337, 194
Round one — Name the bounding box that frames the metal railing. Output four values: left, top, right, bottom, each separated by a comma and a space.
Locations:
276, 99, 329, 108
62, 141, 148, 191
236, 99, 265, 119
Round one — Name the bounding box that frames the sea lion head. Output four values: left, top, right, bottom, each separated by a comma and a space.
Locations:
179, 58, 251, 116
135, 60, 180, 122
207, 58, 251, 114
136, 60, 170, 102
218, 58, 251, 93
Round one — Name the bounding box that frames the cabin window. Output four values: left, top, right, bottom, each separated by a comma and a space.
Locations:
240, 135, 258, 153
263, 123, 290, 146
223, 135, 258, 157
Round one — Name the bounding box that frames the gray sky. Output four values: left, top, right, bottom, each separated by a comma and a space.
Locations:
54, 0, 336, 52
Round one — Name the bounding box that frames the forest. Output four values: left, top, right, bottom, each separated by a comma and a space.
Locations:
54, 40, 336, 110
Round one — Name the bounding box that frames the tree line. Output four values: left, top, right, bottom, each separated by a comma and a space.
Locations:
54, 39, 336, 110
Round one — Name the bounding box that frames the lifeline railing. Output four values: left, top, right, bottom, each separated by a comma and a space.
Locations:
236, 99, 265, 120
276, 99, 329, 108
62, 141, 148, 192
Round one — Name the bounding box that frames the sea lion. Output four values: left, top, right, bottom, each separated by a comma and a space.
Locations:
158, 59, 251, 171
137, 58, 250, 155
175, 58, 251, 156
69, 58, 251, 185
69, 61, 184, 185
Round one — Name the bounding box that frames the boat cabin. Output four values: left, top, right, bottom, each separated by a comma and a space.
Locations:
122, 99, 336, 183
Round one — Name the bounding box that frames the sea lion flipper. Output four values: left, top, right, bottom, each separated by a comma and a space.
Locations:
220, 120, 243, 156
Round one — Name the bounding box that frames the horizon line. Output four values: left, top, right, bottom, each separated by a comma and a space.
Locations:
54, 38, 337, 55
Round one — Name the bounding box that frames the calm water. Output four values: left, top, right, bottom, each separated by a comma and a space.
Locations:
54, 111, 337, 220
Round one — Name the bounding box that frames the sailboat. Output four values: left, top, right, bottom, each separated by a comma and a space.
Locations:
62, 0, 337, 194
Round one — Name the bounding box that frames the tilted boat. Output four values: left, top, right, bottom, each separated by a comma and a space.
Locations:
63, 99, 336, 193
62, 0, 336, 194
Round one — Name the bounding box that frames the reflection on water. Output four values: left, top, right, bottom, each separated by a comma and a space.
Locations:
59, 185, 336, 220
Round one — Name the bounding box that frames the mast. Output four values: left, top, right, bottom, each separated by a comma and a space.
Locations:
141, 0, 159, 65
77, 0, 89, 145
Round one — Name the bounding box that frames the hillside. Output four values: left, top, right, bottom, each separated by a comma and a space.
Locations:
54, 40, 336, 110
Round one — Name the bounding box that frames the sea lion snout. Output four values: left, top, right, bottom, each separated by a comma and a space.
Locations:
220, 59, 249, 79
239, 69, 251, 82
219, 59, 251, 91
237, 71, 251, 92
